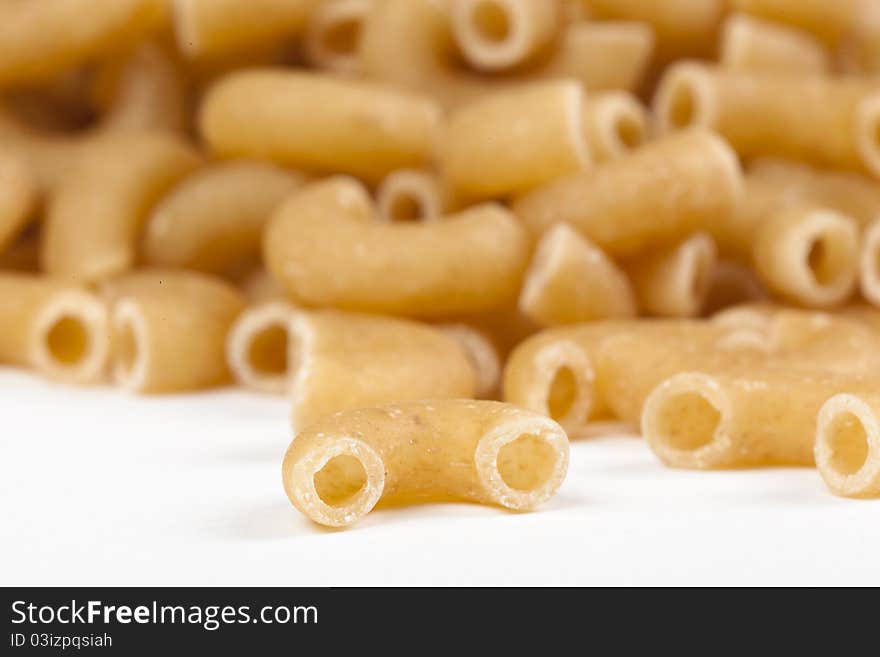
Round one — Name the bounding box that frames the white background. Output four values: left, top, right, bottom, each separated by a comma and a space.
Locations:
2, 368, 877, 586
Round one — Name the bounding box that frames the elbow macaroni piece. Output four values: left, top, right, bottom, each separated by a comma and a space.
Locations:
105, 270, 246, 393
450, 0, 561, 72
199, 69, 442, 182
282, 400, 569, 527
142, 161, 304, 274
0, 156, 36, 253
753, 207, 860, 307
441, 80, 591, 201
643, 367, 880, 469
305, 0, 371, 75
0, 0, 165, 86
862, 219, 880, 306
625, 233, 719, 317
263, 177, 530, 317
719, 13, 831, 75
519, 223, 637, 327
0, 273, 109, 384
581, 91, 649, 162
375, 169, 448, 223
730, 0, 878, 46
226, 301, 296, 395
287, 310, 477, 430
654, 63, 880, 178
42, 134, 202, 283
512, 129, 743, 256
815, 393, 880, 498
172, 0, 317, 59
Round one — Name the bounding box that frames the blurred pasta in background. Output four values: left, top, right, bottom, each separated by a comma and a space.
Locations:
1, 0, 879, 528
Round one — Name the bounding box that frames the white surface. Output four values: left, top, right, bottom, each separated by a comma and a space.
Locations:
1, 368, 878, 587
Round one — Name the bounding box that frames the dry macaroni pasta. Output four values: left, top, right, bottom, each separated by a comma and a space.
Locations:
719, 13, 831, 75
375, 169, 448, 223
815, 393, 880, 498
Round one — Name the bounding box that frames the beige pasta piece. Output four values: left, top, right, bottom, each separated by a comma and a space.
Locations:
435, 323, 501, 399
0, 155, 36, 254
581, 91, 649, 162
753, 206, 860, 307
703, 260, 768, 315
450, 0, 561, 72
730, 0, 878, 47
625, 233, 719, 317
441, 80, 591, 201
815, 393, 880, 498
519, 224, 637, 327
142, 161, 303, 275
513, 129, 743, 256
305, 0, 371, 75
862, 218, 880, 306
282, 400, 569, 527
643, 367, 880, 469
172, 0, 317, 59
264, 177, 530, 317
0, 273, 109, 383
584, 0, 726, 59
105, 270, 245, 393
375, 169, 448, 223
0, 0, 165, 86
200, 69, 442, 183
359, 0, 653, 109
42, 134, 201, 283
287, 310, 477, 430
654, 63, 880, 178
226, 301, 296, 395
720, 14, 831, 75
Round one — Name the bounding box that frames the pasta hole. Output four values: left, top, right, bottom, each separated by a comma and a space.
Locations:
653, 392, 721, 451
472, 1, 511, 43
497, 434, 557, 491
615, 115, 643, 149
322, 17, 360, 56
388, 194, 424, 222
313, 455, 368, 508
45, 316, 89, 365
826, 412, 869, 476
247, 323, 288, 375
806, 234, 848, 287
668, 81, 698, 129
547, 366, 577, 420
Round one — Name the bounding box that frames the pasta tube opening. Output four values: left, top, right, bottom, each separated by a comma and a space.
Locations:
33, 291, 109, 384
226, 302, 295, 394
815, 394, 880, 498
111, 300, 148, 391
376, 170, 445, 223
655, 64, 713, 131
282, 401, 569, 527
582, 92, 648, 162
305, 0, 370, 74
862, 219, 880, 306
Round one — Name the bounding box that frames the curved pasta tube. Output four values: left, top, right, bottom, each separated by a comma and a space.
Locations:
42, 134, 201, 283
375, 169, 447, 223
0, 0, 165, 86
519, 224, 637, 327
282, 400, 570, 527
226, 301, 295, 394
441, 80, 591, 201
719, 14, 830, 75
287, 310, 477, 430
581, 92, 649, 162
0, 155, 37, 253
815, 393, 880, 498
654, 63, 880, 178
305, 0, 372, 75
513, 129, 743, 257
753, 207, 860, 308
583, 0, 725, 59
643, 368, 880, 469
0, 273, 109, 384
862, 219, 880, 306
729, 0, 879, 47
172, 0, 317, 59
199, 69, 442, 183
435, 323, 501, 399
450, 0, 561, 72
142, 161, 303, 274
264, 177, 530, 317
105, 270, 246, 393
625, 233, 718, 317
359, 0, 653, 109
703, 261, 768, 315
